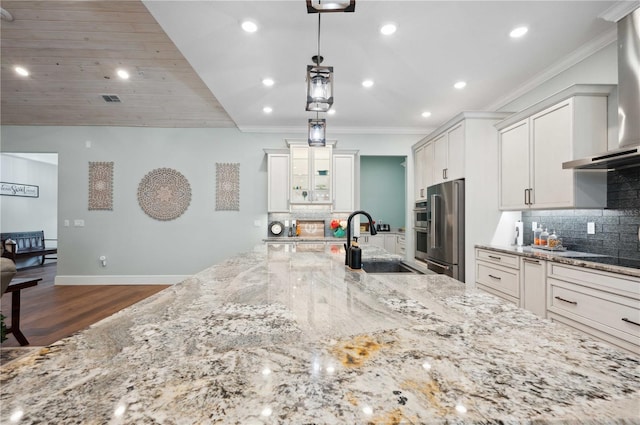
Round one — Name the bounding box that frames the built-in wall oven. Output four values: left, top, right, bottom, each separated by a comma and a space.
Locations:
414, 201, 429, 261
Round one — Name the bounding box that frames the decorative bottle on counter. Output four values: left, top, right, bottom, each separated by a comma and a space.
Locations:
548, 230, 559, 248
533, 224, 542, 246
540, 227, 549, 246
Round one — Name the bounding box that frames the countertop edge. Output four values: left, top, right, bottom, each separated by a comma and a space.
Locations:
475, 244, 640, 278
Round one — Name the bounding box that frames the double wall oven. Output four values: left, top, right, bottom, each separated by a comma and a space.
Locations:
414, 201, 429, 262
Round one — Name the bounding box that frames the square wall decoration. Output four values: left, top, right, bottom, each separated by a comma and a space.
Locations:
216, 163, 240, 211
88, 162, 114, 210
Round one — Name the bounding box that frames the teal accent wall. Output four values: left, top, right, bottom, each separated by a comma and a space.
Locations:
360, 156, 406, 229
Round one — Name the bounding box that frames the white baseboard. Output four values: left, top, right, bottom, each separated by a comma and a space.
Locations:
54, 275, 190, 285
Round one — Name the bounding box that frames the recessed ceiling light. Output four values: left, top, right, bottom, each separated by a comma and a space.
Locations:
263, 106, 273, 113
328, 109, 336, 115
421, 111, 432, 118
510, 26, 528, 38
362, 79, 374, 88
116, 69, 130, 80
454, 81, 466, 89
380, 23, 396, 35
262, 78, 274, 87
241, 20, 258, 33
14, 66, 29, 77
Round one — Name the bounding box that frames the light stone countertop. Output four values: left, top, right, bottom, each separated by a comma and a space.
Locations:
1, 243, 639, 424
475, 244, 640, 278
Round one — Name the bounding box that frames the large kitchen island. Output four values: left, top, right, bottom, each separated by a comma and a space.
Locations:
1, 242, 639, 424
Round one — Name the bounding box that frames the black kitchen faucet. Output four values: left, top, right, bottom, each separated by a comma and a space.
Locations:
345, 210, 377, 267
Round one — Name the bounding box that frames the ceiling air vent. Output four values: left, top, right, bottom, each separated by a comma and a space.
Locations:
101, 94, 121, 103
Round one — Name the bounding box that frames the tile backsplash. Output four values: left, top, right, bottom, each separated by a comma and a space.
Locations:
521, 168, 639, 259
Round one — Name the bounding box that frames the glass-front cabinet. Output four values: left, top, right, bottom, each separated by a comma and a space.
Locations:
290, 143, 332, 204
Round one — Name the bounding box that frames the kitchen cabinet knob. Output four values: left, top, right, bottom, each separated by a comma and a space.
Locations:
488, 274, 501, 280
622, 317, 640, 327
554, 296, 577, 305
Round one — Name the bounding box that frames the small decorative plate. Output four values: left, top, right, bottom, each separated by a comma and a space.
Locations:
269, 221, 284, 237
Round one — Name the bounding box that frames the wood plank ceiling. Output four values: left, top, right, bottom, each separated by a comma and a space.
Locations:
0, 0, 237, 128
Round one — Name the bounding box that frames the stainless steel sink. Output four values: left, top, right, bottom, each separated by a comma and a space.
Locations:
361, 260, 423, 274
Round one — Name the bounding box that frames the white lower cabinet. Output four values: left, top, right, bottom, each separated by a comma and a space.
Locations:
475, 248, 520, 305
546, 263, 640, 354
475, 248, 545, 318
360, 233, 403, 254
521, 257, 546, 318
395, 234, 406, 257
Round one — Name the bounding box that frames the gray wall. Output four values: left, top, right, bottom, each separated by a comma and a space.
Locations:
0, 126, 420, 282
360, 156, 406, 230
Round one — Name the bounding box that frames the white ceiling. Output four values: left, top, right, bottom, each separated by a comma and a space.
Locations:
143, 0, 624, 135
1, 1, 632, 135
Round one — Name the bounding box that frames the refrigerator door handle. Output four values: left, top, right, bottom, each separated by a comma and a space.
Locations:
430, 193, 440, 249
423, 258, 451, 271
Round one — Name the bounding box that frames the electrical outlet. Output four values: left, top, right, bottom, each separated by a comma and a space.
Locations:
64, 219, 70, 227
74, 219, 85, 227
531, 221, 537, 231
587, 222, 595, 235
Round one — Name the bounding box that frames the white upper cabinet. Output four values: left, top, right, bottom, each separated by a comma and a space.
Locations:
497, 85, 613, 210
414, 144, 429, 200
267, 151, 290, 212
290, 144, 333, 204
433, 122, 464, 184
332, 153, 356, 212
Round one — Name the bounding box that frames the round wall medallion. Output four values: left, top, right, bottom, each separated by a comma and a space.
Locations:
137, 168, 191, 221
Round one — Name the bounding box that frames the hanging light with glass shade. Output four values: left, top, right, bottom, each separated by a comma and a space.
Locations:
306, 58, 333, 112
305, 11, 333, 113
308, 116, 326, 146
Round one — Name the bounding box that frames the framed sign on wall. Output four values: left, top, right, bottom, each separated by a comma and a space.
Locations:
0, 182, 39, 198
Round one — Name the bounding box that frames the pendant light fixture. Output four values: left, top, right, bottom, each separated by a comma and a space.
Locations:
305, 13, 333, 113
305, 1, 354, 146
308, 117, 326, 146
306, 0, 355, 13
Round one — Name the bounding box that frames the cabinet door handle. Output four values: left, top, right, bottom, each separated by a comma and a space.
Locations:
528, 188, 533, 205
554, 296, 577, 305
622, 317, 640, 327
488, 274, 502, 280
523, 258, 539, 264
420, 188, 424, 198
488, 255, 501, 260
443, 168, 448, 180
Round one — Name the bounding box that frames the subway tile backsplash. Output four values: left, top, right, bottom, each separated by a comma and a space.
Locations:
521, 168, 639, 259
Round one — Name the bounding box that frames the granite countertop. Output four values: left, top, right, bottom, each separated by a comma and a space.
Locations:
1, 244, 639, 424
475, 244, 640, 278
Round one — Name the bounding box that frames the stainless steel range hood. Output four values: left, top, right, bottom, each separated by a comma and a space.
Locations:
563, 7, 640, 170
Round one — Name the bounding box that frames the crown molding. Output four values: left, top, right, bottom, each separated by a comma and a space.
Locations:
238, 125, 434, 136
483, 27, 617, 112
598, 1, 639, 22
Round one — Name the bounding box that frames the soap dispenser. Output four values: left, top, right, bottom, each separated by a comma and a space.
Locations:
349, 237, 362, 269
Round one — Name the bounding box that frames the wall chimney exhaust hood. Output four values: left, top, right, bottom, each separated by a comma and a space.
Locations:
563, 6, 640, 170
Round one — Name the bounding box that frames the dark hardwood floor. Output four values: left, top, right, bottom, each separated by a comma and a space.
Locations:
1, 263, 170, 348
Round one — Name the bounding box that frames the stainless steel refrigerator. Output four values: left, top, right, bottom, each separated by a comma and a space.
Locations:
424, 179, 465, 282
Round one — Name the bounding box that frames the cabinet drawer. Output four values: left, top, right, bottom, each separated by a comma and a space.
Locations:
548, 278, 640, 347
476, 261, 519, 298
548, 263, 640, 299
476, 249, 519, 269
